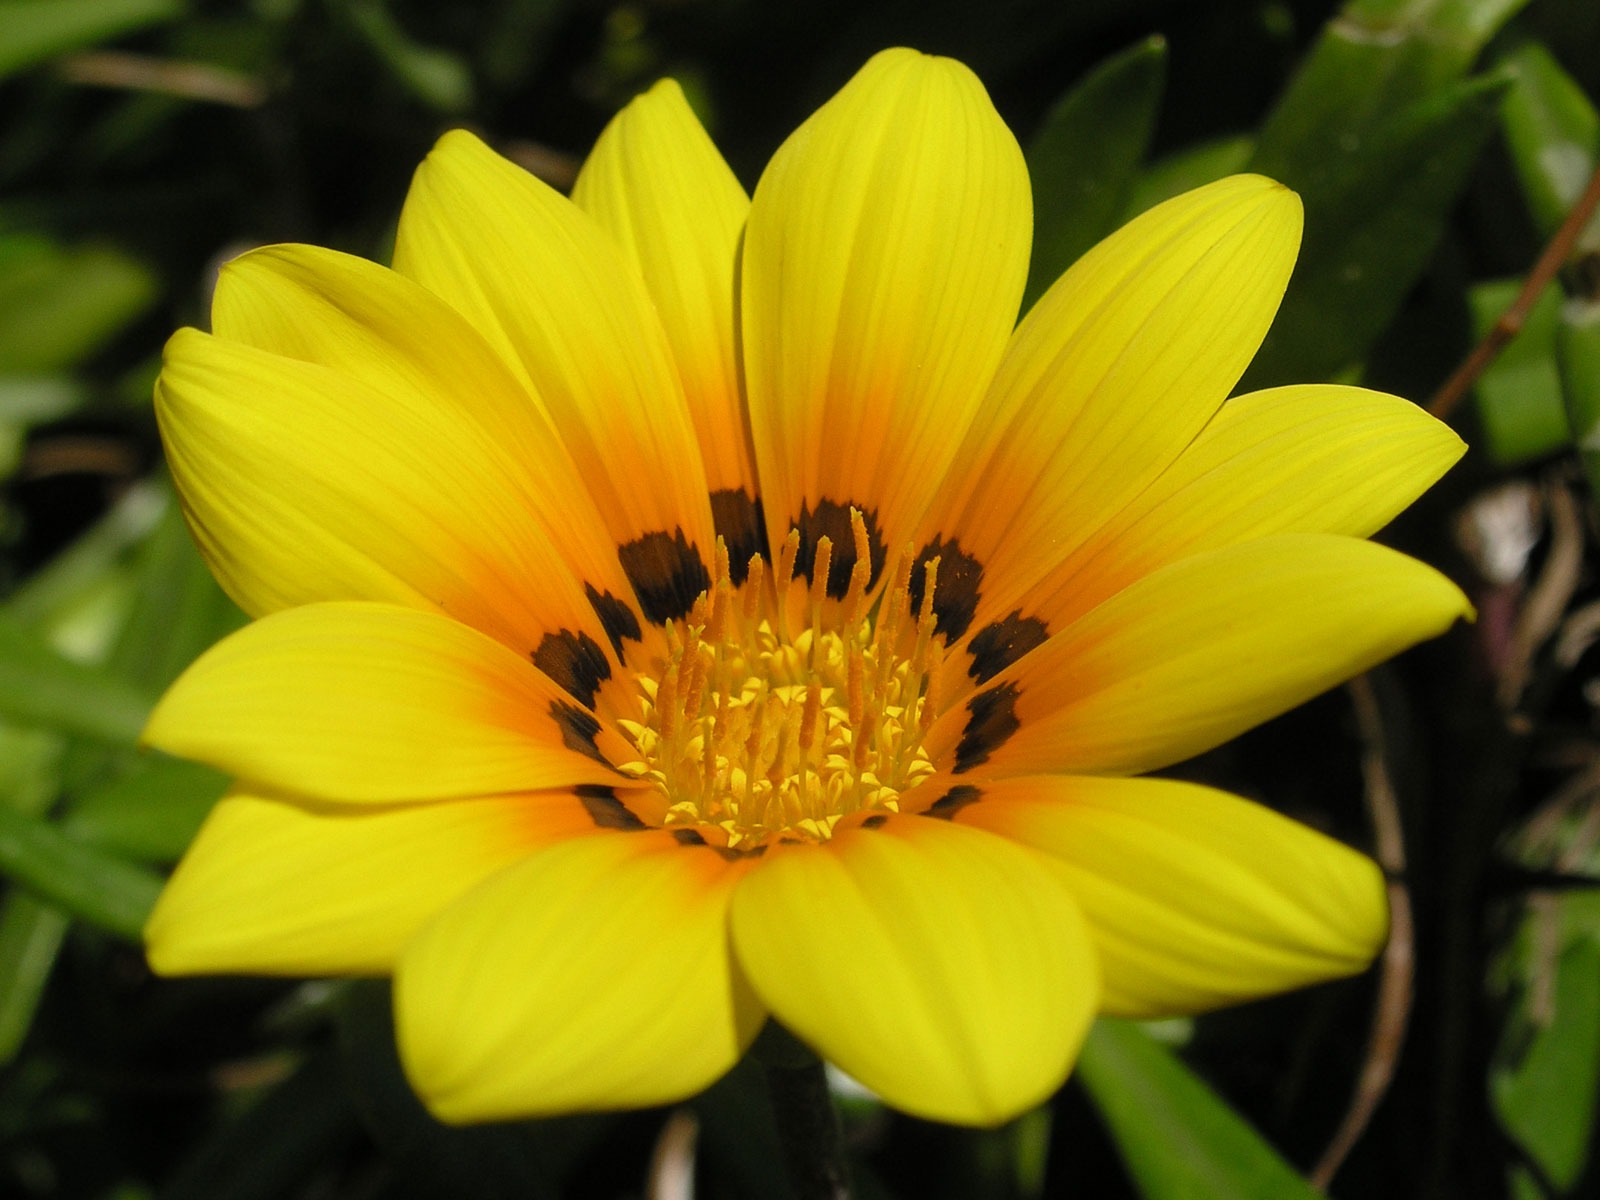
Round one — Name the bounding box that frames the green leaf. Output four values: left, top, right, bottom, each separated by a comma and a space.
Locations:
0, 804, 161, 938
0, 893, 69, 1065
1241, 0, 1530, 384
0, 234, 157, 373
1469, 278, 1570, 464
1253, 0, 1531, 149
104, 479, 243, 693
0, 0, 182, 81
1493, 938, 1600, 1189
1077, 1018, 1322, 1200
1123, 136, 1256, 220
1497, 41, 1600, 237
346, 0, 473, 113
1560, 298, 1600, 499
1023, 36, 1166, 306
1245, 71, 1512, 385
0, 611, 151, 745
63, 754, 224, 861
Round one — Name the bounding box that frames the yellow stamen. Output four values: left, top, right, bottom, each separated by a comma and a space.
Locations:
613, 524, 941, 850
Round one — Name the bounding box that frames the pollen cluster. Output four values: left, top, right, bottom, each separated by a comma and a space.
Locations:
615, 510, 942, 849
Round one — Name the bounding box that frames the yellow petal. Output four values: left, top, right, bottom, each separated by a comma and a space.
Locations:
395, 130, 716, 619
955, 776, 1387, 1016
144, 603, 623, 803
1024, 383, 1467, 633
156, 327, 633, 664
571, 81, 756, 512
395, 831, 761, 1121
146, 789, 594, 976
927, 534, 1471, 777
740, 48, 1031, 595
730, 816, 1096, 1126
209, 244, 638, 622
916, 175, 1301, 637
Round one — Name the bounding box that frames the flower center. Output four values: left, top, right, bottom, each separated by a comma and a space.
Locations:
614, 510, 943, 850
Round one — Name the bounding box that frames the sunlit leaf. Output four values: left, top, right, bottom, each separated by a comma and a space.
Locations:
1496, 40, 1599, 237
1561, 300, 1600, 500
1078, 1018, 1322, 1200
1469, 279, 1569, 465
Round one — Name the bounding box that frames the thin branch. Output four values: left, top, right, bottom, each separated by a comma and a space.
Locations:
1312, 674, 1414, 1191
1428, 161, 1600, 420
58, 51, 266, 109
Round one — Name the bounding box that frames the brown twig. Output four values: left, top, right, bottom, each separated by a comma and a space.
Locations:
1312, 674, 1414, 1191
1428, 161, 1600, 420
57, 51, 267, 108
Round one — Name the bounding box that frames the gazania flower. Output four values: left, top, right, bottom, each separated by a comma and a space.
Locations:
143, 48, 1469, 1126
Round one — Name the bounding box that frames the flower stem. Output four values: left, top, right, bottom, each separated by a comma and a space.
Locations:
756, 1025, 851, 1200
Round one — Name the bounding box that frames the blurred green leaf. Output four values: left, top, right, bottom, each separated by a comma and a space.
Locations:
1469, 278, 1569, 464
105, 480, 242, 692
1247, 71, 1511, 385
1497, 41, 1600, 237
1078, 1018, 1321, 1200
479, 0, 569, 91
0, 803, 160, 937
1493, 938, 1600, 1190
1024, 36, 1166, 306
4, 481, 167, 628
0, 0, 182, 81
0, 377, 86, 476
63, 754, 223, 861
0, 234, 157, 373
1560, 298, 1600, 498
1124, 136, 1256, 219
346, 0, 473, 113
0, 894, 68, 1065
0, 611, 150, 745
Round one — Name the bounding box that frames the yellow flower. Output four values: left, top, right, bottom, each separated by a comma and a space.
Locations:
142, 48, 1470, 1127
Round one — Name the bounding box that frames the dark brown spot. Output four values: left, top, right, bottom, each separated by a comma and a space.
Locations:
576, 784, 645, 830
954, 683, 1021, 773
908, 537, 984, 642
793, 498, 885, 599
860, 814, 889, 829
672, 828, 707, 845
925, 785, 982, 819
549, 700, 607, 763
585, 584, 642, 661
710, 488, 769, 586
968, 611, 1049, 684
617, 528, 710, 624
532, 629, 610, 708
